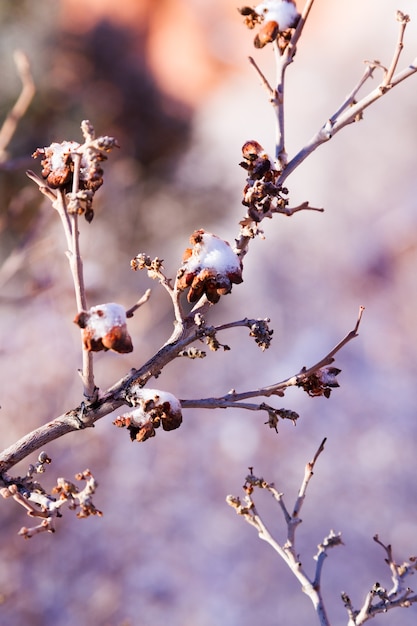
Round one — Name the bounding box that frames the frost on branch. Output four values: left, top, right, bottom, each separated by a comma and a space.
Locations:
114, 388, 183, 442
177, 229, 243, 303
239, 0, 300, 49
74, 302, 133, 353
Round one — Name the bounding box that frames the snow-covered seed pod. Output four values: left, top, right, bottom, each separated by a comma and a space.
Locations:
33, 141, 82, 189
254, 0, 299, 31
177, 230, 243, 304
74, 303, 133, 353
114, 389, 183, 442
239, 1, 299, 49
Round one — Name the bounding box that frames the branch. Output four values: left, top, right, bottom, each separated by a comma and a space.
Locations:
126, 289, 152, 318
0, 50, 35, 161
279, 12, 416, 184
0, 323, 210, 475
342, 535, 417, 624
66, 152, 96, 400
181, 307, 364, 415
382, 11, 410, 88
270, 0, 317, 168
227, 439, 337, 626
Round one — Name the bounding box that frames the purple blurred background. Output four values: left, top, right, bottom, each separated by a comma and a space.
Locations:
0, 1, 416, 624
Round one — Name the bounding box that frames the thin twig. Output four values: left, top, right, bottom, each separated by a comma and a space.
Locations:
25, 170, 57, 203
126, 289, 152, 318
0, 50, 35, 161
280, 27, 416, 185
228, 441, 333, 626
68, 152, 96, 399
180, 307, 364, 411
382, 11, 410, 89
271, 0, 317, 167
55, 188, 73, 250
293, 437, 327, 518
328, 64, 377, 125
290, 0, 317, 53
248, 56, 274, 98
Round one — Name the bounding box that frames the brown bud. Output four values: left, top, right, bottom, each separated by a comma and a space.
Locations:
254, 21, 279, 48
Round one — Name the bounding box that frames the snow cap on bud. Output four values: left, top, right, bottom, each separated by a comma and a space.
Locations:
254, 0, 299, 30
177, 229, 243, 304
74, 302, 133, 353
114, 388, 183, 442
239, 0, 299, 49
32, 121, 118, 222
33, 141, 82, 189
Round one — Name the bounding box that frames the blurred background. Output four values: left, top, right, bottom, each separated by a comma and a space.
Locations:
0, 0, 417, 624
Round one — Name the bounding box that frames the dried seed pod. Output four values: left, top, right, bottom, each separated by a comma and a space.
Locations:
239, 1, 300, 49
33, 141, 81, 189
32, 121, 118, 221
254, 20, 280, 48
74, 303, 133, 353
115, 388, 183, 442
177, 230, 243, 304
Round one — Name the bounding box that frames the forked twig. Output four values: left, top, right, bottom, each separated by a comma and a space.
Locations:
227, 439, 338, 626
181, 307, 364, 414
278, 12, 416, 184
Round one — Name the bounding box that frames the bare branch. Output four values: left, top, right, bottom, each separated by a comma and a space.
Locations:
280, 49, 417, 184
248, 55, 274, 98
293, 437, 327, 519
382, 11, 410, 89
126, 289, 152, 318
342, 535, 417, 624
0, 50, 35, 161
181, 308, 364, 414
268, 0, 317, 167
227, 442, 334, 626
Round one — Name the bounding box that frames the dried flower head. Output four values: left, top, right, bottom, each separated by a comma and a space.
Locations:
177, 230, 243, 304
240, 140, 288, 226
114, 388, 183, 442
239, 1, 299, 49
74, 303, 133, 353
298, 367, 341, 398
32, 120, 118, 221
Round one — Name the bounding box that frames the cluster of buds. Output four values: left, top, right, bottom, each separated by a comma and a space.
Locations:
239, 0, 300, 49
32, 120, 118, 222
240, 140, 288, 227
52, 470, 102, 519
114, 388, 183, 442
130, 254, 164, 280
177, 230, 243, 304
74, 302, 133, 353
248, 318, 274, 350
297, 366, 341, 398
1, 456, 102, 537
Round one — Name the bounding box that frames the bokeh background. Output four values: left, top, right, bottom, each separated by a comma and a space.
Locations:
0, 1, 417, 624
